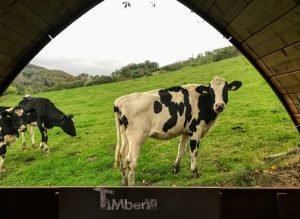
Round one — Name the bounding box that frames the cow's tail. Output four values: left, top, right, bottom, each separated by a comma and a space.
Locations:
114, 105, 121, 169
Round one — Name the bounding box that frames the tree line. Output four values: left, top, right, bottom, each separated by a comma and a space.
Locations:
160, 46, 240, 72
5, 46, 240, 95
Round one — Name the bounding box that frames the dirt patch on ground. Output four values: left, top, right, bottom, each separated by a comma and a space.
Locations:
255, 155, 300, 187
222, 151, 300, 187
69, 151, 81, 157
86, 156, 97, 162
24, 156, 36, 163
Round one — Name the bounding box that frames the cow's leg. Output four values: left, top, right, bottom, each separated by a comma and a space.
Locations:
0, 142, 7, 173
21, 131, 26, 150
126, 130, 146, 186
39, 126, 49, 155
29, 126, 37, 148
0, 155, 5, 173
190, 138, 200, 178
189, 122, 205, 178
173, 134, 190, 174
119, 127, 129, 186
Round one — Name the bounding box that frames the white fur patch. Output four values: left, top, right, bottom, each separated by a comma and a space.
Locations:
170, 91, 184, 105
0, 155, 4, 171
30, 122, 38, 126
210, 77, 226, 104
5, 108, 13, 112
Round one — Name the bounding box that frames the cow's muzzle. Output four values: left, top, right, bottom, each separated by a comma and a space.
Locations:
214, 103, 225, 113
19, 125, 27, 132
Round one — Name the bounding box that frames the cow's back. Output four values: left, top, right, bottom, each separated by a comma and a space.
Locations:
19, 97, 60, 114
19, 96, 64, 128
114, 85, 201, 140
115, 92, 158, 113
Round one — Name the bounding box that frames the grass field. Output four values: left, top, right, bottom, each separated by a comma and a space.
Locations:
0, 56, 299, 186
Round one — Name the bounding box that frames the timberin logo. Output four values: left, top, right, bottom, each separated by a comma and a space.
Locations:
94, 188, 158, 211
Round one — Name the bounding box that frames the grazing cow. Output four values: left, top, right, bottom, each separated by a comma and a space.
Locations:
114, 77, 242, 186
0, 106, 28, 172
18, 96, 76, 154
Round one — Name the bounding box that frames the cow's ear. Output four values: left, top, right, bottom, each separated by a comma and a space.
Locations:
228, 81, 242, 91
196, 85, 209, 95
63, 115, 73, 120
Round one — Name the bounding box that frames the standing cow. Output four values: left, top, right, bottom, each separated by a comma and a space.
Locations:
18, 96, 76, 154
0, 106, 28, 172
114, 77, 242, 186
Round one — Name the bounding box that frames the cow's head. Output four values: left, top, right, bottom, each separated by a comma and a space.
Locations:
0, 106, 28, 134
61, 114, 76, 137
197, 77, 242, 114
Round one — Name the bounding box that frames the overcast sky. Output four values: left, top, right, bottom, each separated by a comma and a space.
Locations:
30, 0, 231, 76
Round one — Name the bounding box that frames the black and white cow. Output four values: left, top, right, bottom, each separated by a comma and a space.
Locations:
114, 77, 242, 186
0, 106, 28, 172
18, 96, 76, 154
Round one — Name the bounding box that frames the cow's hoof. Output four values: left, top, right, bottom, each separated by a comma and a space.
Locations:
22, 143, 26, 150
172, 164, 180, 174
39, 143, 44, 150
32, 143, 38, 148
122, 179, 128, 186
191, 169, 200, 178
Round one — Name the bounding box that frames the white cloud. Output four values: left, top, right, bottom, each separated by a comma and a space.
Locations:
31, 0, 231, 75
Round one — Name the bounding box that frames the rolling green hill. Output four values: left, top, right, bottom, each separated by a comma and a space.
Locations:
0, 56, 299, 186
13, 64, 74, 94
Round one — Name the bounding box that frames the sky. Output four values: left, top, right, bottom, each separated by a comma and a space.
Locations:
30, 0, 232, 76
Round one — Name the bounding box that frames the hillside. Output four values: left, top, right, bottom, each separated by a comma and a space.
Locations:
12, 64, 87, 94
8, 46, 239, 95
0, 56, 299, 186
11, 61, 160, 94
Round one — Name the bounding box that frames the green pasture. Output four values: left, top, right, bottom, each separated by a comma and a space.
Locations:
0, 56, 299, 186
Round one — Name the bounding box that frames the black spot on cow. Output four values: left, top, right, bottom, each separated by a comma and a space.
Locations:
153, 100, 162, 114
162, 100, 178, 132
0, 144, 6, 156
182, 88, 192, 128
163, 114, 178, 132
222, 82, 229, 104
189, 112, 201, 132
190, 140, 198, 152
178, 102, 185, 116
118, 118, 123, 125
114, 106, 119, 113
121, 115, 129, 129
167, 86, 182, 92
196, 85, 217, 124
159, 89, 172, 107
158, 86, 191, 132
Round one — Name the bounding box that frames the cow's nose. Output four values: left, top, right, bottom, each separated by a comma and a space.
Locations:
214, 103, 225, 113
19, 125, 27, 132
